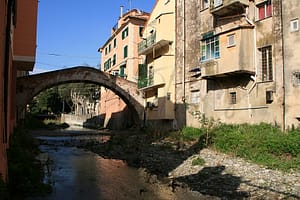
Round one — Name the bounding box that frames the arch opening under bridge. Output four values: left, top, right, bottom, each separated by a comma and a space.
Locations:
16, 66, 145, 127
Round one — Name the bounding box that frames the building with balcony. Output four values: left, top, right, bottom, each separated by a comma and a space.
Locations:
0, 0, 38, 182
98, 8, 149, 129
175, 0, 300, 129
138, 0, 176, 130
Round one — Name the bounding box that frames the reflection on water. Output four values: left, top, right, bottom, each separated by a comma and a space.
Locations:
38, 145, 149, 200
29, 135, 170, 200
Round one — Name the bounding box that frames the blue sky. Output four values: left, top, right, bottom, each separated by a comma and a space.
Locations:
33, 0, 156, 74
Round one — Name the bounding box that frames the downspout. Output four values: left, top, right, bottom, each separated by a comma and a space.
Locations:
280, 0, 286, 130
4, 0, 13, 144
182, 0, 186, 103
244, 8, 257, 119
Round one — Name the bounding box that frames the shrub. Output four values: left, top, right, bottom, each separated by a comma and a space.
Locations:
7, 127, 51, 198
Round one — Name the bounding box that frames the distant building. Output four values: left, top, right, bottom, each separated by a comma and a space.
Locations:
137, 0, 176, 130
175, 0, 300, 129
99, 8, 149, 129
0, 0, 38, 181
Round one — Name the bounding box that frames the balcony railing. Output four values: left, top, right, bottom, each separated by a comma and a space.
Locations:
210, 0, 249, 16
138, 78, 150, 89
138, 32, 156, 54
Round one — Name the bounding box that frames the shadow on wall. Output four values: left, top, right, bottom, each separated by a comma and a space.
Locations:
105, 106, 134, 130
83, 114, 105, 129
83, 107, 134, 130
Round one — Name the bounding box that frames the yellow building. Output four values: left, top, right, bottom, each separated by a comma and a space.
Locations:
138, 0, 176, 130
99, 9, 149, 129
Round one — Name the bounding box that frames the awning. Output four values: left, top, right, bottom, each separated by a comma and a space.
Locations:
139, 83, 165, 98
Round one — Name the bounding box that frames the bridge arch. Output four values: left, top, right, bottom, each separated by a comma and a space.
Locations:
16, 66, 145, 126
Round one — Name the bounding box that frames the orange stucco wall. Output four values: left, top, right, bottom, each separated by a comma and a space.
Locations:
0, 0, 8, 181
0, 0, 38, 182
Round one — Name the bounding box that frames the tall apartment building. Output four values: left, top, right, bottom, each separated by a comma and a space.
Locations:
99, 9, 149, 129
0, 0, 38, 181
137, 0, 176, 130
175, 0, 300, 129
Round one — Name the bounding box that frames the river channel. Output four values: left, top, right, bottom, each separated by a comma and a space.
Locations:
28, 127, 195, 200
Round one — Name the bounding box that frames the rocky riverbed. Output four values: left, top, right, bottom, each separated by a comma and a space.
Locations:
76, 132, 300, 200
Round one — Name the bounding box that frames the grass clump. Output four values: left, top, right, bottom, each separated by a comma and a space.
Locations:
175, 123, 300, 171
192, 158, 205, 166
210, 123, 300, 171
181, 126, 205, 141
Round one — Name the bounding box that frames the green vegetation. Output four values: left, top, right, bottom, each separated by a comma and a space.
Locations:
178, 123, 300, 171
23, 114, 69, 130
192, 158, 205, 166
7, 127, 52, 199
29, 83, 100, 115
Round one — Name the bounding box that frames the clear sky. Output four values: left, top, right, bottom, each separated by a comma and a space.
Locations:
33, 0, 156, 74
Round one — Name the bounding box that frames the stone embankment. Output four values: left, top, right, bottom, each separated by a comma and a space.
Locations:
79, 132, 300, 200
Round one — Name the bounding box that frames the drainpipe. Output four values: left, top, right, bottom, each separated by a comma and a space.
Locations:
280, 0, 286, 130
244, 8, 257, 119
182, 0, 186, 103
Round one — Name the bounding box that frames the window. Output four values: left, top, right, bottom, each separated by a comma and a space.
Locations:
108, 44, 111, 52
113, 38, 117, 48
191, 90, 200, 104
201, 35, 220, 61
292, 72, 300, 86
112, 54, 116, 66
214, 0, 222, 8
291, 19, 299, 32
266, 91, 273, 104
119, 65, 126, 78
201, 0, 209, 10
105, 47, 108, 55
104, 58, 112, 71
138, 64, 148, 88
139, 26, 144, 37
229, 92, 237, 104
257, 1, 272, 20
259, 46, 273, 81
227, 34, 235, 47
148, 66, 154, 86
123, 45, 128, 58
122, 27, 129, 40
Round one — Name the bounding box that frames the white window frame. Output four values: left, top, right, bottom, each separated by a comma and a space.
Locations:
291, 19, 299, 32
191, 90, 200, 104
202, 0, 209, 10
201, 35, 220, 61
259, 46, 273, 82
227, 34, 235, 47
229, 92, 237, 104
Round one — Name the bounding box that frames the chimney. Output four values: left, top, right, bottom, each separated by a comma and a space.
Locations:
120, 6, 124, 18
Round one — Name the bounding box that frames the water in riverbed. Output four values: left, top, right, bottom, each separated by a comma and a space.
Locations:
29, 134, 175, 200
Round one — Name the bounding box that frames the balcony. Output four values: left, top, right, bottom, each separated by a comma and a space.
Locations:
138, 32, 156, 54
138, 32, 172, 55
210, 0, 249, 16
201, 28, 255, 79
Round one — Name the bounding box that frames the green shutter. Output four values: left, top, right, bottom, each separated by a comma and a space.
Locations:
119, 66, 125, 78
124, 46, 128, 58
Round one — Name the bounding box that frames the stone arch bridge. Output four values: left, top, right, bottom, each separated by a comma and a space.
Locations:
16, 66, 145, 125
